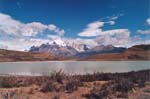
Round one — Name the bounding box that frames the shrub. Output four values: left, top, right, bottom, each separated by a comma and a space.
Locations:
113, 78, 134, 93
83, 83, 110, 99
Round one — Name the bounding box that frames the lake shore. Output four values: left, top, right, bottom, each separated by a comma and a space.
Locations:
0, 69, 150, 99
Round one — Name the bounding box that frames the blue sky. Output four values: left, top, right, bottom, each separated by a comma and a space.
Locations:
0, 0, 149, 50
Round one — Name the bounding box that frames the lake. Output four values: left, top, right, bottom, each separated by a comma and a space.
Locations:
0, 61, 150, 76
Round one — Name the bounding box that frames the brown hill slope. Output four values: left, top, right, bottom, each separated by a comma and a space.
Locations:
0, 44, 149, 61
82, 44, 150, 61
0, 49, 67, 62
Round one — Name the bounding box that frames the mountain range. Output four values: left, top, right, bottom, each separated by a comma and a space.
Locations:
81, 44, 150, 61
0, 40, 149, 61
29, 39, 127, 58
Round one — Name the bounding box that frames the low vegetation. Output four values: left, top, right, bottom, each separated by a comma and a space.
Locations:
0, 69, 150, 99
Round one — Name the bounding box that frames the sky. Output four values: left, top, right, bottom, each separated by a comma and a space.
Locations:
0, 0, 150, 51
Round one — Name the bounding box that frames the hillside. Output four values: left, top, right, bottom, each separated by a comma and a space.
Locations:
0, 49, 67, 62
82, 44, 150, 61
0, 44, 149, 62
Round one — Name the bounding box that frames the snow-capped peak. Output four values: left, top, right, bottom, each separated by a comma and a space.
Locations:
53, 39, 67, 47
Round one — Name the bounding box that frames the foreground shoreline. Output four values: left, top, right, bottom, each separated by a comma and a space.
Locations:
0, 69, 150, 99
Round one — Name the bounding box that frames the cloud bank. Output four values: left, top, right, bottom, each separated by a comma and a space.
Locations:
0, 13, 65, 50
146, 18, 150, 25
78, 20, 130, 47
0, 13, 65, 37
0, 13, 149, 51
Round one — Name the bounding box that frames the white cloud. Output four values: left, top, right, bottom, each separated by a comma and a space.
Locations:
0, 44, 8, 49
0, 38, 51, 51
105, 21, 115, 25
78, 29, 102, 37
78, 21, 105, 37
136, 18, 150, 35
101, 29, 130, 37
0, 13, 22, 36
0, 13, 65, 37
146, 18, 150, 25
75, 38, 98, 48
108, 21, 115, 25
109, 13, 124, 20
58, 29, 65, 36
48, 24, 57, 31
48, 34, 60, 40
78, 19, 130, 47
95, 29, 130, 47
110, 16, 118, 20
78, 21, 104, 37
62, 37, 98, 49
21, 22, 47, 36
109, 21, 115, 25
137, 30, 150, 34
87, 21, 105, 29
128, 36, 150, 48
0, 12, 148, 51
48, 24, 65, 36
0, 13, 66, 51
78, 20, 117, 37
65, 28, 130, 48
145, 40, 150, 44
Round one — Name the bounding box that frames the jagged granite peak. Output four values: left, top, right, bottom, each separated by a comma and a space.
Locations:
29, 41, 78, 57
90, 45, 115, 52
53, 39, 67, 47
75, 45, 126, 58
30, 43, 127, 57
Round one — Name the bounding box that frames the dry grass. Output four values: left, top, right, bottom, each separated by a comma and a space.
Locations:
0, 69, 150, 99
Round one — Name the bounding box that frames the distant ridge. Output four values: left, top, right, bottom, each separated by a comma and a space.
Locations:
0, 49, 68, 62
29, 41, 127, 58
0, 44, 149, 62
81, 44, 150, 61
